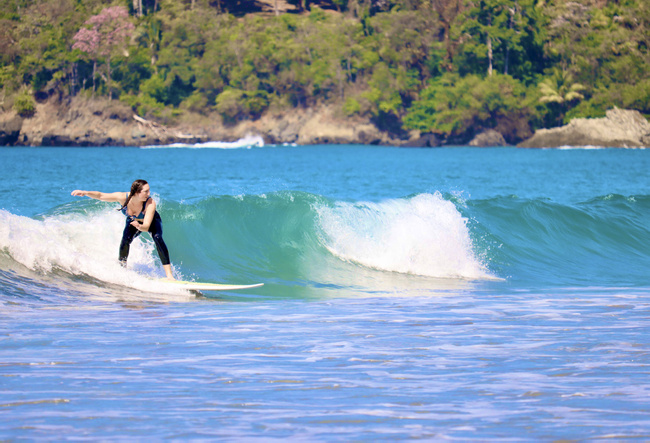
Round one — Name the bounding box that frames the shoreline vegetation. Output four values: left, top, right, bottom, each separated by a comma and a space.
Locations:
0, 0, 649, 148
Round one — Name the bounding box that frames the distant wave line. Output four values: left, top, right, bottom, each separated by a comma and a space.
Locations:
143, 135, 265, 149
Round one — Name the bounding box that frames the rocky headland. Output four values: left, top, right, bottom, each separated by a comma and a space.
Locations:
0, 96, 393, 148
518, 108, 650, 149
1, 97, 648, 148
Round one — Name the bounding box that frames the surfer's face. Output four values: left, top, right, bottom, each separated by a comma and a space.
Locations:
137, 184, 150, 200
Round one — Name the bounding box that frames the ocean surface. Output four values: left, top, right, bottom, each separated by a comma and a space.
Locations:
1, 143, 649, 440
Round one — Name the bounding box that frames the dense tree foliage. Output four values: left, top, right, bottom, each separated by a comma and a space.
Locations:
1, 0, 648, 142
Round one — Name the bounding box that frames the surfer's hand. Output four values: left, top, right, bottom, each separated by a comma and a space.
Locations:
130, 220, 144, 231
71, 190, 86, 197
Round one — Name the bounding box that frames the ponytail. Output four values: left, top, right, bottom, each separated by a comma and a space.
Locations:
119, 179, 148, 212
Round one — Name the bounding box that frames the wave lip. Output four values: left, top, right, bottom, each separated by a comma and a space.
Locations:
315, 193, 493, 280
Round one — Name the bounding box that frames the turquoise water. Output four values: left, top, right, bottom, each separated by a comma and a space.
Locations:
1, 145, 650, 439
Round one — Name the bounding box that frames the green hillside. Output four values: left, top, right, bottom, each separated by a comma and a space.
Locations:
1, 0, 648, 143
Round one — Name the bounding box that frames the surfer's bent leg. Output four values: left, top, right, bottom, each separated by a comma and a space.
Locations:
149, 215, 171, 266
119, 221, 141, 266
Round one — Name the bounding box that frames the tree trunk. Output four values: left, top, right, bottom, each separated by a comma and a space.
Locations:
133, 0, 143, 17
504, 6, 514, 74
107, 56, 112, 101
151, 47, 158, 73
487, 34, 493, 77
71, 63, 77, 96
432, 0, 464, 71
442, 20, 452, 70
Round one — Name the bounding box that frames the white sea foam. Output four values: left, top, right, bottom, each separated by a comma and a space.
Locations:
143, 134, 265, 149
0, 209, 188, 295
316, 193, 492, 280
556, 145, 649, 150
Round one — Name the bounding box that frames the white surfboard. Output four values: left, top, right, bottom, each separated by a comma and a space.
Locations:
160, 280, 264, 291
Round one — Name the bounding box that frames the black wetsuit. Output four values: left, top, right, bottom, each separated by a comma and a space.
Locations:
119, 196, 171, 266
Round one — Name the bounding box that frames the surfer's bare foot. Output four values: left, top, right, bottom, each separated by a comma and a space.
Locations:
162, 264, 175, 281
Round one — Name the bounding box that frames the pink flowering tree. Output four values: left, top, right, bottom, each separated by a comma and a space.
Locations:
73, 6, 135, 99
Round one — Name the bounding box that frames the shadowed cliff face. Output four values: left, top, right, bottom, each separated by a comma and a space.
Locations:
0, 114, 23, 145
519, 108, 650, 149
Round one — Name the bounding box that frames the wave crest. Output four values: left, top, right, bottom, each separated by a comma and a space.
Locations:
316, 193, 491, 279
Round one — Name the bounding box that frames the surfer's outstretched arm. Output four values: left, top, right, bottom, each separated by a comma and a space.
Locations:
71, 190, 126, 205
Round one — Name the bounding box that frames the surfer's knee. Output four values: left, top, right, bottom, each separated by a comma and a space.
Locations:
152, 232, 166, 250
155, 240, 171, 266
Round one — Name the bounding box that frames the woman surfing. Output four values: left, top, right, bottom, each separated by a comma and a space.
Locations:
71, 179, 175, 280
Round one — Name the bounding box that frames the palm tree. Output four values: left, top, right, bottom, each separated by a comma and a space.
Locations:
539, 67, 586, 125
539, 67, 586, 104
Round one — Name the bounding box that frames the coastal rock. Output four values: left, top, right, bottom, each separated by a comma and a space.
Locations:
226, 107, 388, 146
469, 129, 507, 147
643, 133, 650, 146
0, 114, 23, 145
297, 108, 355, 145
294, 106, 388, 145
131, 128, 147, 139
357, 127, 383, 145
518, 108, 650, 148
267, 119, 300, 143
41, 134, 76, 146
402, 133, 440, 148
39, 134, 125, 147
17, 96, 197, 147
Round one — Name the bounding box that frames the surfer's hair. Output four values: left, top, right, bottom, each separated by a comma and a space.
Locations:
119, 179, 148, 211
